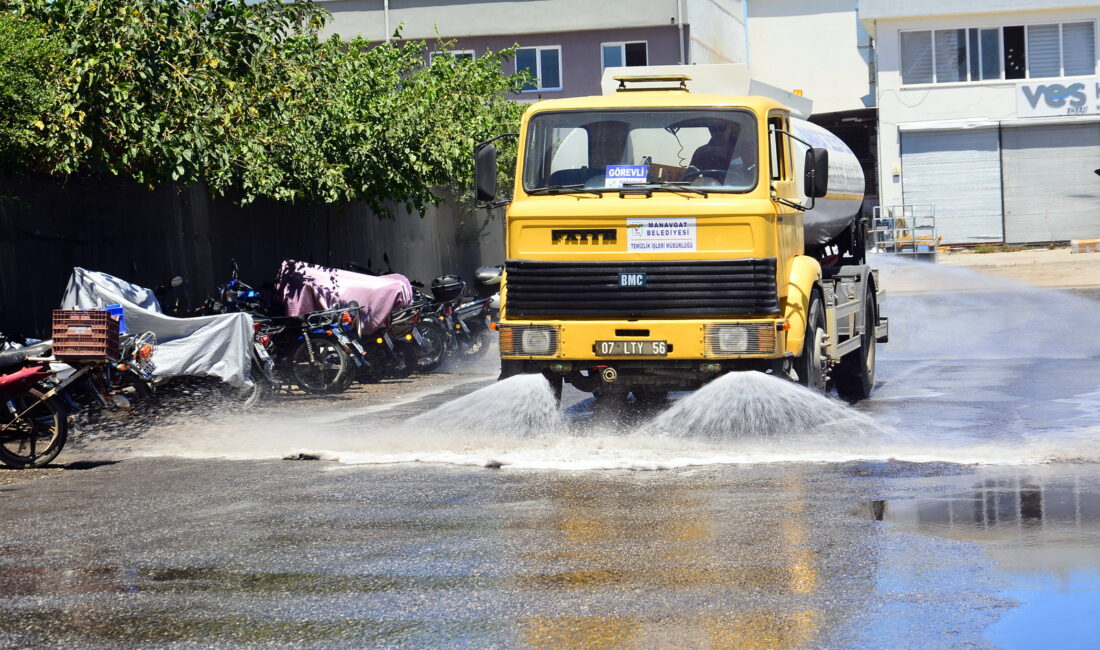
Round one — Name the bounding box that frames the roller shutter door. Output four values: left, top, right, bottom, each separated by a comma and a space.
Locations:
901, 129, 1003, 244
1002, 122, 1100, 243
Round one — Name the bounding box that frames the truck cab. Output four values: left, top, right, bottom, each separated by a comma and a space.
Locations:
476, 75, 887, 402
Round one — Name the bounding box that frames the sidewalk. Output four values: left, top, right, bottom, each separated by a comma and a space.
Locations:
937, 247, 1100, 289
880, 246, 1100, 293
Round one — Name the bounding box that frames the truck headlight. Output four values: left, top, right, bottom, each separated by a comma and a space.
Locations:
522, 328, 553, 354
500, 325, 559, 356
705, 323, 777, 356
717, 327, 749, 352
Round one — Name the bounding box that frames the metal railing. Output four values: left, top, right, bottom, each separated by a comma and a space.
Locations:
870, 204, 939, 262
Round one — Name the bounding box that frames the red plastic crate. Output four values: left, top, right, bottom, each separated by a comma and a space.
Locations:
51, 310, 120, 361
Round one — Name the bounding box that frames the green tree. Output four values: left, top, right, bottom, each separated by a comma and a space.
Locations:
0, 13, 62, 167
4, 0, 528, 215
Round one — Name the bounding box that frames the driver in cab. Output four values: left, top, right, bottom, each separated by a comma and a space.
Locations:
689, 120, 741, 183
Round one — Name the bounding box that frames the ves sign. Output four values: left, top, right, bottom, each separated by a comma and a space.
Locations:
1017, 79, 1100, 118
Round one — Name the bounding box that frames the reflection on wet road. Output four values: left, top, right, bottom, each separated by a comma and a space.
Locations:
0, 262, 1098, 646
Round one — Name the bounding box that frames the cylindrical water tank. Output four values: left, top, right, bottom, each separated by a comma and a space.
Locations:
789, 118, 865, 248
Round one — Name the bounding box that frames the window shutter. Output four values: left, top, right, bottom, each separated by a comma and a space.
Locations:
1027, 24, 1060, 78
1062, 22, 1096, 76
901, 31, 933, 84
934, 29, 966, 82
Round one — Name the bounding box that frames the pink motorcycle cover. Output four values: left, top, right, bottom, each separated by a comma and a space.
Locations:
274, 260, 413, 335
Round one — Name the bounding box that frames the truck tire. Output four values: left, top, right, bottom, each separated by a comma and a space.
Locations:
834, 289, 876, 402
795, 290, 827, 392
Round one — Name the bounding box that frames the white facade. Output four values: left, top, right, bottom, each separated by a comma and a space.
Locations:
746, 0, 873, 114
864, 1, 1100, 244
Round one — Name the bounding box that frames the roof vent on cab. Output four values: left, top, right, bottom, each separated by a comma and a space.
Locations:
614, 75, 691, 92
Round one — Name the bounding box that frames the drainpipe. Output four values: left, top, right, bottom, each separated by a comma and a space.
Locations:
743, 0, 749, 68
384, 0, 391, 41
677, 0, 686, 64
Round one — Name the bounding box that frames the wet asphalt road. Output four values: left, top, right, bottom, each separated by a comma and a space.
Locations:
1, 271, 1099, 648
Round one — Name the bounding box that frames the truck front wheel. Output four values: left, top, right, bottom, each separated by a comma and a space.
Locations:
795, 290, 828, 392
834, 290, 877, 402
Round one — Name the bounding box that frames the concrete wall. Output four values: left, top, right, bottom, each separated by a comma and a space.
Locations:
390, 26, 683, 99
0, 176, 504, 338
747, 0, 872, 114
685, 0, 748, 64
320, 0, 685, 40
868, 5, 1100, 208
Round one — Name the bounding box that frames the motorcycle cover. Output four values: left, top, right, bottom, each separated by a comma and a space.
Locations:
274, 260, 413, 335
60, 268, 253, 387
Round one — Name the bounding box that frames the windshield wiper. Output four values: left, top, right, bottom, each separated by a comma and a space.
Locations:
527, 184, 604, 196
622, 181, 708, 197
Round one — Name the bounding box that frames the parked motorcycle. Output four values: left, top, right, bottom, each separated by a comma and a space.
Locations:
264, 308, 357, 394
0, 324, 158, 468
58, 330, 160, 427
0, 340, 67, 468
421, 272, 497, 363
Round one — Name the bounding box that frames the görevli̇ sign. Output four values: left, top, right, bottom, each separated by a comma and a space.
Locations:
1016, 78, 1100, 118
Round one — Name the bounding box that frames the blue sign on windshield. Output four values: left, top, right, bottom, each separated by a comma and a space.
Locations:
605, 165, 648, 188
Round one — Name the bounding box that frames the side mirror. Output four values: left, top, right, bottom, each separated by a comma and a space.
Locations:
475, 143, 498, 204
804, 148, 829, 198
170, 276, 183, 289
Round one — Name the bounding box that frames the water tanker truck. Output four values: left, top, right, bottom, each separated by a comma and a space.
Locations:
474, 74, 888, 402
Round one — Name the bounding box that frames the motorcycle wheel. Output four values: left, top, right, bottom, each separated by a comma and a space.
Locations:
0, 393, 69, 468
460, 330, 491, 360
336, 355, 360, 391
414, 322, 448, 373
290, 337, 350, 394
236, 380, 273, 410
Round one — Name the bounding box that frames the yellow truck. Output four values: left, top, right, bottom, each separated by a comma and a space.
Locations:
474, 75, 888, 403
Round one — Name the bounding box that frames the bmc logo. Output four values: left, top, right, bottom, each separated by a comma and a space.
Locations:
619, 272, 647, 288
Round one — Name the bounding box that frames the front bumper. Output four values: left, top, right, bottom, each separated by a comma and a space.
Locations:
498, 318, 787, 360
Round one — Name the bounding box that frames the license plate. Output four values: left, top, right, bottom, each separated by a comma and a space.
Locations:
352, 340, 366, 355
412, 327, 424, 345
253, 342, 270, 361
383, 332, 395, 350
594, 340, 668, 356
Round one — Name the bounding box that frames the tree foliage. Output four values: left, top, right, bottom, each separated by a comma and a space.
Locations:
1, 0, 528, 215
0, 12, 62, 165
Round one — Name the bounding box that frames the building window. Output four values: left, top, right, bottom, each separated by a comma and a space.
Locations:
517, 46, 562, 92
601, 42, 647, 70
429, 50, 475, 64
900, 21, 1095, 85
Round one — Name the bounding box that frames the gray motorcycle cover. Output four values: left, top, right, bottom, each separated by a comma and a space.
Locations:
60, 268, 253, 387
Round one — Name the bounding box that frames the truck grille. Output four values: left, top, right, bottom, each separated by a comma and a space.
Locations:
504, 259, 780, 318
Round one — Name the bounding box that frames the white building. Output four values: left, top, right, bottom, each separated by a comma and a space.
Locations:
863, 0, 1100, 244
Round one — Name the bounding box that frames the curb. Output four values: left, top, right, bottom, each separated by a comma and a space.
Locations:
1071, 239, 1100, 254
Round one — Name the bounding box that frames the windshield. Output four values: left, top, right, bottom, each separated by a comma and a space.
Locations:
522, 109, 757, 193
